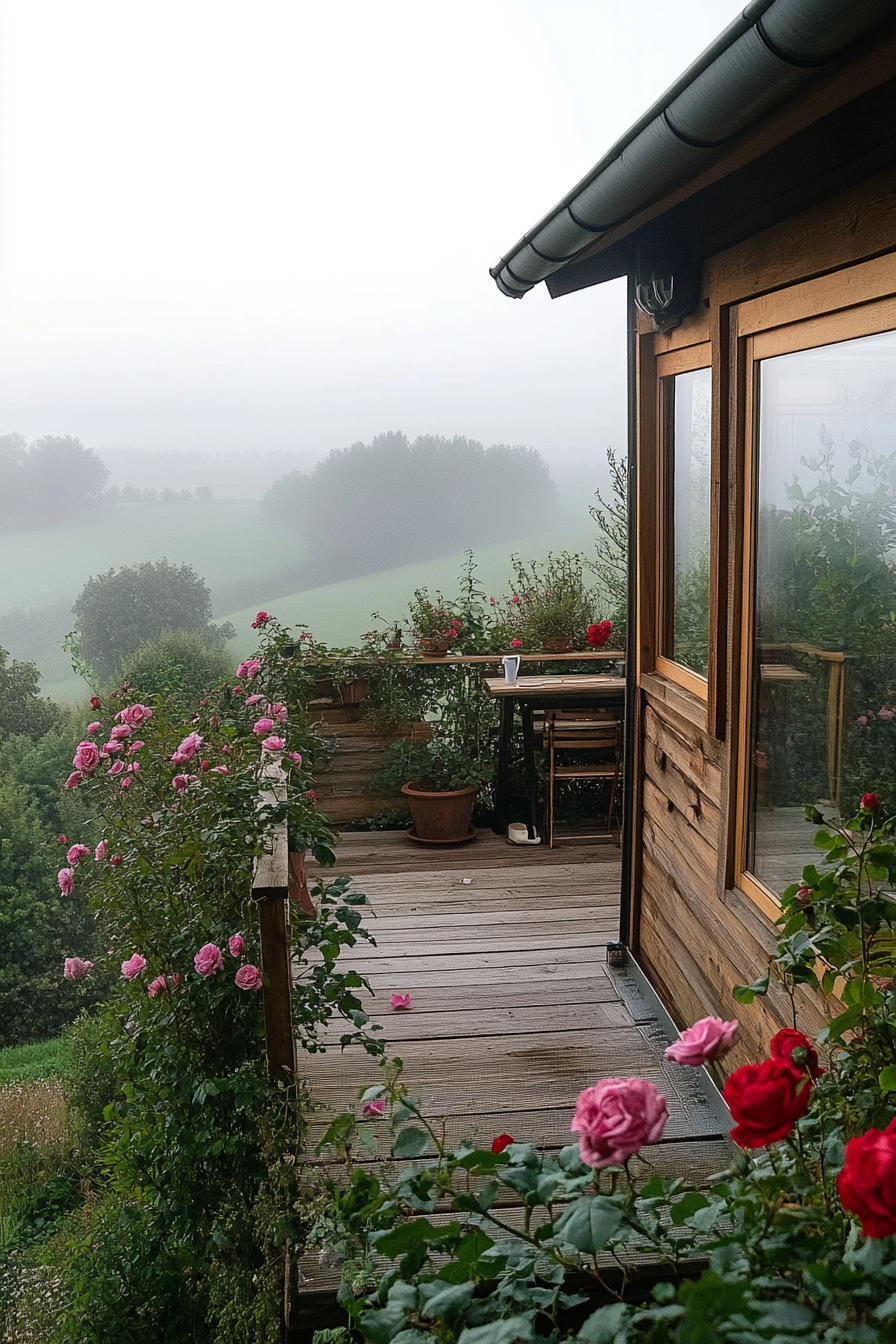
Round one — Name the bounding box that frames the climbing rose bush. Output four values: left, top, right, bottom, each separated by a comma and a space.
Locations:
39, 613, 384, 1340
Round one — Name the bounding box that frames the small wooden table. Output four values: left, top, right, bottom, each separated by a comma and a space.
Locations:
485, 675, 626, 837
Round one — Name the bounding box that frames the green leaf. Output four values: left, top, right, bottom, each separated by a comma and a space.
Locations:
732, 970, 769, 1004
421, 1281, 475, 1319
458, 1314, 536, 1344
670, 1192, 710, 1226
880, 1065, 896, 1093
577, 1303, 632, 1343
393, 1125, 433, 1159
371, 1220, 434, 1258
554, 1195, 624, 1252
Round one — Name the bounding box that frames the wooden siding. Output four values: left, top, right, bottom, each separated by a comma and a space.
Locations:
632, 168, 896, 1066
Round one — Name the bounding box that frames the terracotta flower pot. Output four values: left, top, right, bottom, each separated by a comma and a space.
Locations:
420, 637, 452, 657
542, 637, 571, 653
312, 677, 335, 699
401, 781, 477, 842
339, 677, 369, 704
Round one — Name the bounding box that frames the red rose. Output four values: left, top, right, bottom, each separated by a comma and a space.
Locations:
723, 1058, 812, 1149
861, 792, 881, 811
587, 620, 613, 648
770, 1028, 825, 1079
491, 1134, 514, 1153
90, 696, 101, 709
838, 1120, 896, 1238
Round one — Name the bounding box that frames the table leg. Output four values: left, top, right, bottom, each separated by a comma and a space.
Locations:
521, 704, 538, 838
493, 697, 513, 834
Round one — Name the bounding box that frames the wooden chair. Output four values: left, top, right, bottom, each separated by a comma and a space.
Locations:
543, 710, 623, 847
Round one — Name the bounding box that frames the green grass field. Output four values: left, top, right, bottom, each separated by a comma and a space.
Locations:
0, 499, 301, 620
5, 498, 601, 704
0, 1038, 64, 1086
218, 519, 602, 652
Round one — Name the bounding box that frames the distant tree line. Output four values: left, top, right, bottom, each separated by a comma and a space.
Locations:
104, 484, 215, 504
259, 431, 556, 583
0, 434, 109, 527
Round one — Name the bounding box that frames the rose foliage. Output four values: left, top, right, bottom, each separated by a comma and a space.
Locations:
309, 794, 896, 1344
9, 615, 384, 1342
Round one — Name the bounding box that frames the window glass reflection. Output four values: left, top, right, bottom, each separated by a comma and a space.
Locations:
668, 367, 711, 676
748, 328, 896, 892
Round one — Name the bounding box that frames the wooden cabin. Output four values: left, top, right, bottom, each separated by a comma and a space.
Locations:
490, 0, 896, 1069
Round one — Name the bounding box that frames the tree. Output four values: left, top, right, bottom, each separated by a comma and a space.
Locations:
120, 630, 233, 704
259, 431, 556, 583
590, 447, 629, 642
0, 433, 109, 526
0, 769, 103, 1046
70, 559, 236, 682
0, 646, 62, 741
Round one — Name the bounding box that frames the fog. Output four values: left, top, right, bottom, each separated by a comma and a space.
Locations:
0, 0, 744, 697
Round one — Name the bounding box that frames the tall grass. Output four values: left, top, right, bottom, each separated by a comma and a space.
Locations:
0, 1041, 63, 1088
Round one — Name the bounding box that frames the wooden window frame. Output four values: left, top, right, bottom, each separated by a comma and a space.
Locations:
653, 342, 713, 703
732, 259, 896, 918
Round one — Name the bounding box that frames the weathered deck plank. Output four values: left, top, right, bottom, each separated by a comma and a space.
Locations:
294, 833, 732, 1309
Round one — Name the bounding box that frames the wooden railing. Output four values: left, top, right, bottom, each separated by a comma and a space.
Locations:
251, 761, 297, 1080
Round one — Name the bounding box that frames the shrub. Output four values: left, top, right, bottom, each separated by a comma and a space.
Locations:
119, 628, 232, 703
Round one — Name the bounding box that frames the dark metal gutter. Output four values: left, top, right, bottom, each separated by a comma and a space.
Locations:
490, 0, 896, 299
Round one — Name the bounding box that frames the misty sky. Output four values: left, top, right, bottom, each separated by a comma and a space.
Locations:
0, 0, 742, 469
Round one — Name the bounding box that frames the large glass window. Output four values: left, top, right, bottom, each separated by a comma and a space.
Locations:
664, 366, 711, 677
746, 328, 896, 893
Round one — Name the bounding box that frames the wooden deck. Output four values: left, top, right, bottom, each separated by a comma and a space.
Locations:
296, 831, 732, 1297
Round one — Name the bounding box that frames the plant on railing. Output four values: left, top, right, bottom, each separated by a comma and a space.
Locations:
506, 552, 605, 651
2, 612, 384, 1342
305, 791, 896, 1342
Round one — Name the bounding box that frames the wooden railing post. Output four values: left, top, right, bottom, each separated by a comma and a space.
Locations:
252, 761, 297, 1080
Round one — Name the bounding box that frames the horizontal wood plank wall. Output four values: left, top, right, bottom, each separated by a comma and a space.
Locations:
311, 708, 431, 824
633, 169, 895, 1069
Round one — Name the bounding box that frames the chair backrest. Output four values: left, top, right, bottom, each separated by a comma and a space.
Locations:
546, 716, 622, 753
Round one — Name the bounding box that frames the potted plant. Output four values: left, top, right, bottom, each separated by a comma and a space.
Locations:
374, 736, 488, 843
506, 552, 600, 653
408, 587, 462, 657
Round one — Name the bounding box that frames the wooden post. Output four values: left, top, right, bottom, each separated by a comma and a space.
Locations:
252, 761, 297, 1080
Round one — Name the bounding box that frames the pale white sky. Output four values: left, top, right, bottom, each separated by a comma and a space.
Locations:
0, 0, 743, 466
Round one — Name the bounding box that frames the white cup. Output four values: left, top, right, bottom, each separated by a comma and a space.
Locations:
502, 654, 521, 685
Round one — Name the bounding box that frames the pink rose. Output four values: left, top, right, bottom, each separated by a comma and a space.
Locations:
87, 721, 102, 734
57, 868, 75, 896
115, 704, 152, 726
194, 942, 223, 978
268, 703, 287, 722
879, 707, 895, 721
171, 731, 203, 765
120, 776, 132, 791
64, 771, 83, 789
66, 844, 91, 866
102, 740, 124, 754
64, 956, 94, 980
107, 761, 125, 776
172, 774, 195, 791
73, 741, 100, 775
235, 963, 263, 991
363, 1098, 386, 1118
261, 735, 286, 752
571, 1076, 668, 1169
121, 953, 147, 980
148, 972, 180, 998
245, 694, 264, 706
94, 839, 108, 861
391, 993, 411, 1010
211, 765, 229, 774
511, 639, 521, 649
287, 752, 303, 765
858, 716, 868, 726
251, 610, 270, 628
252, 718, 275, 736
228, 934, 244, 957
237, 659, 261, 680
109, 723, 132, 740
128, 741, 145, 754
130, 761, 140, 773
665, 1016, 739, 1066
